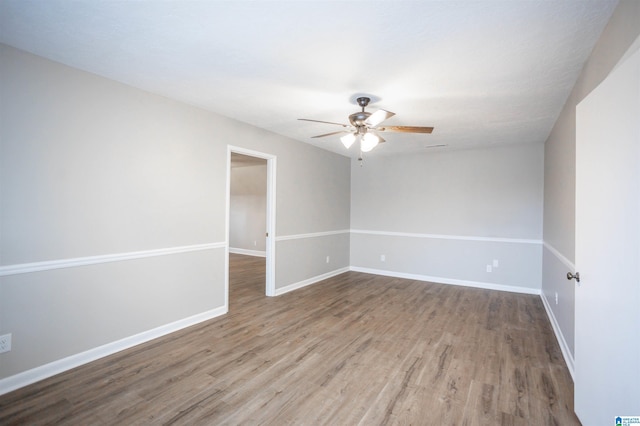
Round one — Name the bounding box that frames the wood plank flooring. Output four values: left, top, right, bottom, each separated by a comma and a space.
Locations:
0, 254, 579, 425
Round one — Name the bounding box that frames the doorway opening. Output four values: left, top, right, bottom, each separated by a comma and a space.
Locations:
226, 146, 276, 310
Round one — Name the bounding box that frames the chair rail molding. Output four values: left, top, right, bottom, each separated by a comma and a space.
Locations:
0, 242, 226, 277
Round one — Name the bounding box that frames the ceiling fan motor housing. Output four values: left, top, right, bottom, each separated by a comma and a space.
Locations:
350, 97, 373, 127
349, 111, 372, 127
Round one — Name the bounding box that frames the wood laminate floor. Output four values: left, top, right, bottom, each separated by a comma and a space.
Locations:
0, 254, 579, 425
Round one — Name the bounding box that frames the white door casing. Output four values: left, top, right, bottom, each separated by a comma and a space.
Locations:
226, 145, 277, 300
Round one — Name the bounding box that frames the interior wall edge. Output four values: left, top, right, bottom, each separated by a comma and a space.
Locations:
349, 266, 541, 295
275, 233, 350, 288
0, 305, 228, 397
541, 246, 576, 360
274, 266, 350, 296
350, 232, 542, 290
540, 291, 575, 380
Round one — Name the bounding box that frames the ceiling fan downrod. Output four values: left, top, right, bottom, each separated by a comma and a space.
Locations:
350, 97, 372, 127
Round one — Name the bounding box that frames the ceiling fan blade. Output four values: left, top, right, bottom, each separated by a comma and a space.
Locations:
298, 118, 350, 127
362, 132, 385, 144
365, 109, 395, 127
311, 130, 349, 138
378, 125, 434, 134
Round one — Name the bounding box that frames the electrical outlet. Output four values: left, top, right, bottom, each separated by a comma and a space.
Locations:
253, 240, 257, 246
0, 334, 11, 353
380, 254, 386, 262
493, 259, 499, 268
555, 292, 559, 305
486, 265, 492, 273
326, 256, 330, 263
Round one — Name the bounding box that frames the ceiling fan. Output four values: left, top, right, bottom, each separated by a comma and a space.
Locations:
299, 96, 434, 153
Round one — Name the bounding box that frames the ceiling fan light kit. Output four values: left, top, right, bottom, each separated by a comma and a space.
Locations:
340, 132, 356, 149
361, 132, 380, 152
299, 96, 434, 155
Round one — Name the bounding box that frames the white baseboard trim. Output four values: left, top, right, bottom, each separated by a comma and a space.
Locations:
349, 266, 541, 295
229, 248, 266, 257
0, 306, 228, 396
539, 292, 575, 380
275, 267, 350, 296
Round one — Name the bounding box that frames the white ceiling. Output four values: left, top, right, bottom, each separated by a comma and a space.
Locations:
0, 1, 618, 157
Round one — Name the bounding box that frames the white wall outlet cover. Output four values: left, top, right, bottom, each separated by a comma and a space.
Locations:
486, 265, 492, 273
380, 254, 386, 262
0, 333, 11, 353
493, 259, 499, 267
326, 256, 330, 263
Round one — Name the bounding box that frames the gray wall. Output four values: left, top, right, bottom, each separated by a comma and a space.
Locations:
3, 1, 636, 387
350, 143, 544, 292
0, 44, 350, 380
230, 163, 267, 254
273, 143, 351, 288
542, 0, 640, 363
